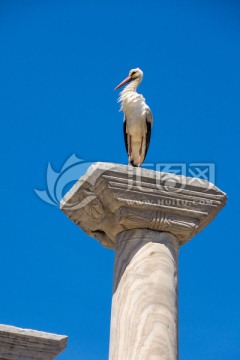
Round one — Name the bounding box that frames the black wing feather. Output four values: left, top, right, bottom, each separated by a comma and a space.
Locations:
144, 109, 153, 161
123, 116, 128, 154
145, 119, 151, 157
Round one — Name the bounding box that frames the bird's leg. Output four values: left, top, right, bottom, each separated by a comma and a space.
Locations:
138, 136, 143, 167
128, 135, 132, 166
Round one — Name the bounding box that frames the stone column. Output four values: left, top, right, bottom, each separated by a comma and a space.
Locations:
110, 230, 178, 360
0, 324, 67, 360
61, 162, 227, 360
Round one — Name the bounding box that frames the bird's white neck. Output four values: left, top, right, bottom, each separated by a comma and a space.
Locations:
119, 78, 145, 112
122, 78, 142, 93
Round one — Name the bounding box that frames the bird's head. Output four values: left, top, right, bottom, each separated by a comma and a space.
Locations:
114, 68, 143, 90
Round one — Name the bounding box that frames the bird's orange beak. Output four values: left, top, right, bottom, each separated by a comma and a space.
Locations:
114, 75, 132, 90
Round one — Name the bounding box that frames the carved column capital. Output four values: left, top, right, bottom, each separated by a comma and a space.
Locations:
61, 162, 226, 248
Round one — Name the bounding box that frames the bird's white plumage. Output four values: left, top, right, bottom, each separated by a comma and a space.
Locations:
115, 68, 153, 166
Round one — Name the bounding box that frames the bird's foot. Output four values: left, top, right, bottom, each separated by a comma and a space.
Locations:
138, 156, 142, 167
128, 156, 132, 167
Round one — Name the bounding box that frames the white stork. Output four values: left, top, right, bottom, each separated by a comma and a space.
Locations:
114, 68, 153, 167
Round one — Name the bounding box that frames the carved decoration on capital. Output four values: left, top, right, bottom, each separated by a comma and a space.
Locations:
115, 207, 199, 242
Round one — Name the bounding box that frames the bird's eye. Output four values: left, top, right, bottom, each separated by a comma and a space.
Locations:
131, 71, 136, 76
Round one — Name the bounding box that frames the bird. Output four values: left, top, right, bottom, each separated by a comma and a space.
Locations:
114, 67, 153, 167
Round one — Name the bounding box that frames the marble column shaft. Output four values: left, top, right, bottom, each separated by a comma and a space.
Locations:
109, 229, 178, 360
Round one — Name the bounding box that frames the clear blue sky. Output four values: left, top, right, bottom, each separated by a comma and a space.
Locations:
1, 0, 240, 359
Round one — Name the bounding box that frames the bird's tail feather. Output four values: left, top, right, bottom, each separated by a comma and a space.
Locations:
130, 160, 138, 167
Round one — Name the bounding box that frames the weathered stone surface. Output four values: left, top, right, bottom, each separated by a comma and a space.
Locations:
0, 324, 67, 360
60, 162, 227, 248
60, 162, 227, 360
109, 230, 178, 360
